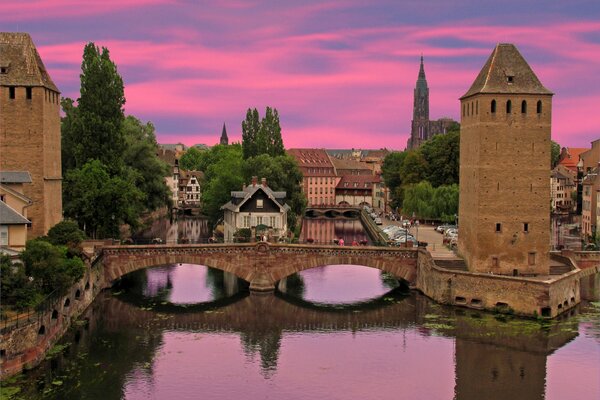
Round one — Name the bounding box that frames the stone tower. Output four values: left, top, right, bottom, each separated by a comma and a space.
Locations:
458, 43, 553, 276
0, 33, 62, 238
407, 56, 430, 150
220, 123, 228, 145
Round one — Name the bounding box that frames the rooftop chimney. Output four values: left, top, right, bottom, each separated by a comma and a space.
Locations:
251, 176, 258, 187
261, 177, 267, 187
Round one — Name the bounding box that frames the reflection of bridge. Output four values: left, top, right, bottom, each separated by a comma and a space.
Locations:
304, 206, 361, 219
101, 243, 418, 292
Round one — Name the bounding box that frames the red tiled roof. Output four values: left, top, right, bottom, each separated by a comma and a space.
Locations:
559, 147, 589, 171
287, 148, 334, 168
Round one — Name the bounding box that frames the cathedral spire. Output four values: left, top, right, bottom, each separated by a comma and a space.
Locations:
220, 123, 228, 145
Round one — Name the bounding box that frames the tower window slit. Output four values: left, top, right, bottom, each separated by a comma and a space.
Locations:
491, 99, 496, 113
536, 100, 542, 114
506, 100, 512, 114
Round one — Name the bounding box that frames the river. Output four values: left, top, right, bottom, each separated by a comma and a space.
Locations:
3, 218, 599, 399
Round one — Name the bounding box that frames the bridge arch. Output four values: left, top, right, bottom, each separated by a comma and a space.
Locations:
101, 243, 418, 292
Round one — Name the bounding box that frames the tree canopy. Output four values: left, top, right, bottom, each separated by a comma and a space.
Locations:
242, 107, 285, 159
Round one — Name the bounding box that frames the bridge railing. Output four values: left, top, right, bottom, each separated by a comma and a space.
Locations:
0, 289, 62, 334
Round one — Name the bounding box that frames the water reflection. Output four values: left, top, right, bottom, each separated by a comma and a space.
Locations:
115, 264, 248, 306
133, 216, 210, 244
9, 267, 600, 400
300, 218, 370, 245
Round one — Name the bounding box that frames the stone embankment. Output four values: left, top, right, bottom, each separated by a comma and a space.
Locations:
0, 259, 105, 378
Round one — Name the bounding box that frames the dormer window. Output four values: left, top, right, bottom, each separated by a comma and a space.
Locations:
256, 199, 263, 208
507, 75, 514, 83
0, 67, 7, 74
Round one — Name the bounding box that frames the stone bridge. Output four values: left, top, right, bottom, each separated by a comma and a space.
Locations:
100, 242, 418, 291
304, 206, 361, 219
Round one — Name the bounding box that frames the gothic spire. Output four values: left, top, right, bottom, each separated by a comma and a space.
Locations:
220, 123, 228, 145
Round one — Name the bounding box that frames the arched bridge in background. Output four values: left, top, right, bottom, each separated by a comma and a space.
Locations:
100, 243, 418, 291
304, 206, 361, 219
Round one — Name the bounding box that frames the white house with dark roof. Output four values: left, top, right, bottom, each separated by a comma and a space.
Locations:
0, 171, 32, 250
221, 177, 289, 242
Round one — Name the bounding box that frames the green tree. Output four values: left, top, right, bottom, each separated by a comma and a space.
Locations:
382, 151, 408, 209
420, 129, 460, 187
242, 108, 260, 159
179, 147, 205, 171
551, 140, 561, 168
122, 116, 172, 210
402, 181, 435, 219
242, 107, 285, 159
431, 184, 459, 222
200, 144, 245, 227
21, 239, 85, 296
1, 255, 40, 310
63, 160, 145, 238
62, 42, 126, 172
399, 151, 428, 185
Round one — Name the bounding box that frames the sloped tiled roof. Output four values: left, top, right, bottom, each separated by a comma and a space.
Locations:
222, 183, 288, 212
330, 157, 371, 171
0, 201, 31, 225
287, 148, 334, 168
0, 33, 59, 92
559, 148, 589, 171
0, 171, 32, 184
461, 43, 552, 99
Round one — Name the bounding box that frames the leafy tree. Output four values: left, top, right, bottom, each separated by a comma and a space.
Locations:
242, 108, 260, 159
63, 160, 145, 238
399, 151, 428, 185
62, 42, 126, 173
179, 147, 205, 171
243, 154, 306, 230
46, 220, 86, 247
200, 144, 245, 227
551, 140, 561, 168
420, 129, 460, 187
382, 151, 408, 209
21, 239, 85, 296
431, 184, 459, 222
242, 107, 285, 159
1, 255, 40, 310
403, 181, 435, 219
122, 116, 172, 210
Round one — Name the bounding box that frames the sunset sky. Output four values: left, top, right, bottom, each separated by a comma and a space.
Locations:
3, 0, 599, 149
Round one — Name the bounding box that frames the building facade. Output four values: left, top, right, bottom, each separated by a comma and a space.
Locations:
550, 165, 576, 213
0, 171, 33, 250
221, 177, 289, 243
406, 56, 458, 150
178, 170, 203, 207
582, 167, 599, 241
287, 149, 339, 207
458, 43, 553, 276
0, 33, 62, 237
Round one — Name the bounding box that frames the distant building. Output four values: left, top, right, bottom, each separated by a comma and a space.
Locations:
582, 166, 599, 241
221, 177, 289, 242
406, 56, 458, 150
0, 171, 32, 250
156, 148, 179, 207
159, 143, 187, 155
458, 43, 553, 276
287, 149, 339, 207
220, 123, 229, 145
550, 165, 576, 213
0, 32, 62, 237
558, 147, 588, 174
580, 139, 600, 175
178, 170, 203, 207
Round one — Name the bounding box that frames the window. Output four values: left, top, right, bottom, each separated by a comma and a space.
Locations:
495, 223, 502, 233
528, 252, 536, 265
492, 257, 499, 268
506, 100, 512, 113
26, 87, 32, 100
0, 67, 7, 74
476, 101, 478, 114
270, 216, 276, 228
9, 87, 15, 99
491, 99, 496, 113
0, 194, 4, 202
521, 100, 527, 114
256, 216, 262, 225
536, 100, 542, 114
256, 199, 263, 208
243, 216, 250, 228
0, 226, 8, 246
523, 223, 529, 233
507, 75, 514, 83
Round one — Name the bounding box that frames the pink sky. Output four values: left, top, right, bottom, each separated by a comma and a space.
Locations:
2, 1, 599, 149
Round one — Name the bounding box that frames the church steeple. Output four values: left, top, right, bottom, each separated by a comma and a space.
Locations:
220, 123, 228, 145
413, 55, 429, 121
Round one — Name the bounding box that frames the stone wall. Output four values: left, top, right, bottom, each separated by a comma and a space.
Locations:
416, 249, 580, 318
0, 264, 105, 378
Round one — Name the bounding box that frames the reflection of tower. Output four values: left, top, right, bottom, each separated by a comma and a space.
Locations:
454, 340, 546, 400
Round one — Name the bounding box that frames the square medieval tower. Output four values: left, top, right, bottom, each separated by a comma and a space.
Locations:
0, 33, 62, 238
458, 44, 553, 276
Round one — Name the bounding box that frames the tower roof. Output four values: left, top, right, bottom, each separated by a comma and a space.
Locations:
416, 55, 428, 90
0, 32, 59, 92
220, 123, 228, 145
461, 43, 552, 99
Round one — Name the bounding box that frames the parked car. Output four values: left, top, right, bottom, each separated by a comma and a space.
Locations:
374, 217, 382, 225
